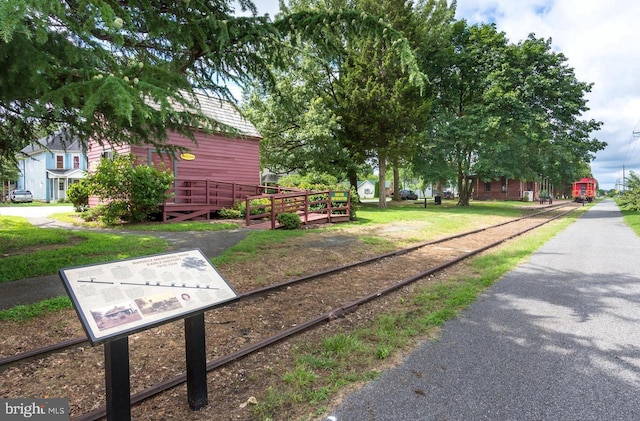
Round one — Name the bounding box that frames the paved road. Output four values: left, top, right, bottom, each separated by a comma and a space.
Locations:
324, 199, 640, 421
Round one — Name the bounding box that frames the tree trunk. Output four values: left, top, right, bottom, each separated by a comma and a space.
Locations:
457, 173, 473, 206
348, 170, 359, 202
392, 158, 400, 201
378, 151, 387, 208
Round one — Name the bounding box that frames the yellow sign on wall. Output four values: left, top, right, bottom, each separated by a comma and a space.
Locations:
180, 153, 196, 161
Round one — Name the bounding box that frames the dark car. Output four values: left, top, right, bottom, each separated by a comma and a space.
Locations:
399, 189, 418, 200
9, 190, 33, 203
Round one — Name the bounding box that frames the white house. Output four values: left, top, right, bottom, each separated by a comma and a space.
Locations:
357, 180, 375, 199
17, 132, 87, 202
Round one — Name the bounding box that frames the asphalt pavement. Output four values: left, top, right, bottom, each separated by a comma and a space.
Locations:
324, 199, 640, 421
0, 206, 248, 310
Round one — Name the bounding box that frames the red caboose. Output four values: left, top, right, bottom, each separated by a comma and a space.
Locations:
572, 178, 596, 203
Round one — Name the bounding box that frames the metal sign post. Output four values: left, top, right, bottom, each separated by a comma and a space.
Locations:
105, 337, 131, 421
185, 313, 208, 410
59, 249, 239, 418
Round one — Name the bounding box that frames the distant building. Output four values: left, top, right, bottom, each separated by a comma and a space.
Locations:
471, 176, 540, 201
17, 132, 87, 202
357, 180, 375, 199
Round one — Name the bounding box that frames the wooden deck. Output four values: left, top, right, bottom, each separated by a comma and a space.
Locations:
244, 190, 351, 229
161, 179, 351, 228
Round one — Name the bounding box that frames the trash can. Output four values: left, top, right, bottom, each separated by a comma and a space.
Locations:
434, 196, 442, 205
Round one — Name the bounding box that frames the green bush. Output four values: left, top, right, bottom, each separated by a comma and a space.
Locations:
219, 208, 242, 219
349, 186, 359, 220
276, 212, 301, 230
237, 198, 272, 217
67, 179, 90, 211
278, 172, 339, 191
86, 154, 174, 224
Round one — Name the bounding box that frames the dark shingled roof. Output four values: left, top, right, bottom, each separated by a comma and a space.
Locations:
21, 132, 83, 155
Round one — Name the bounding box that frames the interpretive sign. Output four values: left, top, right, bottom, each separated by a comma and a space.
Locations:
59, 249, 238, 345
330, 191, 349, 202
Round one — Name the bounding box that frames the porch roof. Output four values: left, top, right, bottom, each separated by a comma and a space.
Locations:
46, 168, 85, 178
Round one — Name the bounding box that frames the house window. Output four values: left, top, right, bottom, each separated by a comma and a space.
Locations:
73, 156, 80, 169
101, 149, 114, 160
59, 180, 65, 191
56, 155, 64, 169
484, 182, 491, 192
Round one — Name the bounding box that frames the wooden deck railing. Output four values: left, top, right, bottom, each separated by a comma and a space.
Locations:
160, 179, 350, 226
245, 190, 351, 229
162, 179, 302, 222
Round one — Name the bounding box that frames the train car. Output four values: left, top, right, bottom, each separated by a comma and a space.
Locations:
572, 177, 597, 202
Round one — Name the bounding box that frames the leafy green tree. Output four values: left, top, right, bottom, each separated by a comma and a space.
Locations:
246, 0, 453, 208
416, 22, 605, 205
87, 154, 174, 224
618, 171, 640, 211
0, 156, 19, 201
278, 172, 340, 191
480, 35, 605, 193
244, 48, 363, 182
0, 0, 277, 158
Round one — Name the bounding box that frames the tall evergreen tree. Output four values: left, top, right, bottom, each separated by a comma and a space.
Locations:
0, 0, 421, 158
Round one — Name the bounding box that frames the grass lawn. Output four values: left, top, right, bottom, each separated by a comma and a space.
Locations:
0, 216, 169, 282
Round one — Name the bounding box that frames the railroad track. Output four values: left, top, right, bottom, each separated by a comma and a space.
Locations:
0, 203, 578, 420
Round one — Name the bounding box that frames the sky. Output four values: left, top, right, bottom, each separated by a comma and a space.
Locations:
246, 0, 640, 191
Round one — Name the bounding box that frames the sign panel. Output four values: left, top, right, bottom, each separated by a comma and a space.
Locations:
59, 249, 238, 344
330, 191, 349, 202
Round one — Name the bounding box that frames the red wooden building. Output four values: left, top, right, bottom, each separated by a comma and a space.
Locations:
471, 176, 541, 202
87, 94, 264, 220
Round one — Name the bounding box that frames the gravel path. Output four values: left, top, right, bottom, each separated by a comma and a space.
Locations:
325, 199, 640, 421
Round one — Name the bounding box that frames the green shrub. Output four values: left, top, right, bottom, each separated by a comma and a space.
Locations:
278, 172, 339, 191
349, 186, 359, 220
219, 208, 242, 219
276, 212, 301, 230
238, 198, 272, 217
86, 154, 174, 224
67, 179, 90, 211
81, 204, 107, 222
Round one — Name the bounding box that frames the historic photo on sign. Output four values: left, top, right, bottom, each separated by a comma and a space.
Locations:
60, 249, 238, 344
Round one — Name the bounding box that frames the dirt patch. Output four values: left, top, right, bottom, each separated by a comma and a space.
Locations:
1, 216, 535, 420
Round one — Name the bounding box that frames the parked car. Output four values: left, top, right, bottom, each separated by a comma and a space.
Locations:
9, 190, 33, 203
399, 189, 418, 200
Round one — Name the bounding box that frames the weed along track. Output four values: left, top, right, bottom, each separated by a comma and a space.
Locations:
1, 203, 578, 420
